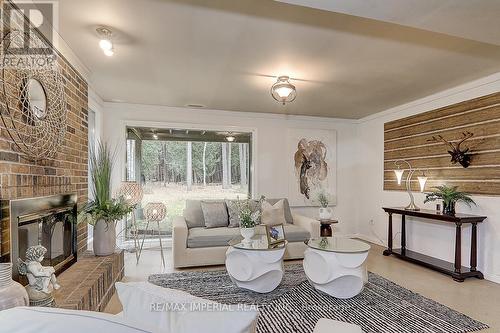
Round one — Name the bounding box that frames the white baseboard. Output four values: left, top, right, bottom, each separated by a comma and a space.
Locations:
483, 273, 500, 284
350, 233, 385, 247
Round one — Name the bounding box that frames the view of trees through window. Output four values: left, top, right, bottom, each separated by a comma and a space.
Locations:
126, 138, 250, 240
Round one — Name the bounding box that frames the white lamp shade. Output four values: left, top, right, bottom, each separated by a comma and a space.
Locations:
417, 176, 428, 192
394, 169, 404, 185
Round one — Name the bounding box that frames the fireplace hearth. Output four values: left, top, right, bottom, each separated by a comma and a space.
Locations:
3, 194, 77, 281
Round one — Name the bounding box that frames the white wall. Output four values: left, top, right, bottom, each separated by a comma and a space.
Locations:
356, 72, 500, 283
102, 104, 360, 235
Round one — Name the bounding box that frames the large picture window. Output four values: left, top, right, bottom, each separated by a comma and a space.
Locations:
125, 127, 252, 240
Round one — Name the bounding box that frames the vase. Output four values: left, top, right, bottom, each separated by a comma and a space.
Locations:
240, 227, 255, 243
0, 263, 29, 311
93, 219, 116, 256
443, 201, 456, 215
319, 207, 333, 220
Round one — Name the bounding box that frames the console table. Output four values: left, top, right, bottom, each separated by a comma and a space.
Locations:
382, 207, 486, 282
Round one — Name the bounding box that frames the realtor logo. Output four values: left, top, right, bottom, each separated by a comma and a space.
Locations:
1, 1, 57, 55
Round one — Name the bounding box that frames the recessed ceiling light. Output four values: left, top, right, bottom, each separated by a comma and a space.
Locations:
185, 104, 206, 108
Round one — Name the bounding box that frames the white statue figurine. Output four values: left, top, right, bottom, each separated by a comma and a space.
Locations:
18, 245, 60, 295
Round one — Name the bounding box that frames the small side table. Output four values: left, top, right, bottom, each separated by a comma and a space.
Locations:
319, 219, 338, 237
303, 237, 370, 299
226, 237, 286, 293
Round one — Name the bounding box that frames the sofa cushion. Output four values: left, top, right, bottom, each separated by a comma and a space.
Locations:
184, 200, 226, 229
282, 224, 310, 242
267, 198, 293, 224
261, 199, 287, 225
188, 227, 241, 248
201, 201, 229, 228
187, 224, 310, 248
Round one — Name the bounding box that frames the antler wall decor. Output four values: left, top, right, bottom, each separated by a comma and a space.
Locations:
428, 131, 474, 168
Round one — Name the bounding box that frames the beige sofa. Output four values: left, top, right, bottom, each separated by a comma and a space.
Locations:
173, 199, 320, 268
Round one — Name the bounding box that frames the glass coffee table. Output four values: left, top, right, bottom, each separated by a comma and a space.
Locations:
225, 236, 287, 293
303, 237, 370, 299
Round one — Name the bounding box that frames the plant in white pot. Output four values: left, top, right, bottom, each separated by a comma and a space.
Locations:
237, 199, 262, 244
317, 191, 333, 220
78, 142, 134, 256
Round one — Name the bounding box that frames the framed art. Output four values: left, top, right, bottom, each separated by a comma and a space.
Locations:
265, 223, 286, 246
287, 128, 337, 207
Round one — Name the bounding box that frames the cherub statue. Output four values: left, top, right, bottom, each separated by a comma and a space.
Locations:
18, 245, 60, 295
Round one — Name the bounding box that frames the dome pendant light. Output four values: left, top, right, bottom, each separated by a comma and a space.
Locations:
271, 76, 296, 105
96, 27, 115, 57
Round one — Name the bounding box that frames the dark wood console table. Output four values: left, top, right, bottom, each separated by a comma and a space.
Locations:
382, 207, 486, 282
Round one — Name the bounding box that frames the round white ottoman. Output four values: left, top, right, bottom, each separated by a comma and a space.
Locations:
303, 237, 370, 299
226, 237, 286, 293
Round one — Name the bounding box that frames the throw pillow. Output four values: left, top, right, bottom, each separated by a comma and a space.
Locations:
261, 199, 287, 225
266, 198, 294, 224
226, 200, 261, 228
115, 282, 258, 333
200, 201, 229, 228
183, 200, 206, 229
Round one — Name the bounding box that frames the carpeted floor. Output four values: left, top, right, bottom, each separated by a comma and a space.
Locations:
148, 264, 488, 333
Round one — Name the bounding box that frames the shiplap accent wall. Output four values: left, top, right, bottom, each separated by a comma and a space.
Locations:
384, 92, 500, 195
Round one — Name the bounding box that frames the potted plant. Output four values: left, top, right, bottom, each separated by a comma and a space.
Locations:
317, 191, 333, 220
237, 199, 262, 244
424, 185, 476, 215
78, 142, 134, 256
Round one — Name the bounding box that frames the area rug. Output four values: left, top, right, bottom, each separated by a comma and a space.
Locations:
148, 264, 488, 333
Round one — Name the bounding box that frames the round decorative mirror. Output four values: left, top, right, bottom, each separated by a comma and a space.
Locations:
1, 29, 67, 160
26, 79, 47, 120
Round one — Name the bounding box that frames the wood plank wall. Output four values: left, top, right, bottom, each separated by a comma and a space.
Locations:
384, 92, 500, 195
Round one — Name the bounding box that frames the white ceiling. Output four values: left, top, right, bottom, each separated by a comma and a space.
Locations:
277, 0, 500, 46
51, 0, 500, 119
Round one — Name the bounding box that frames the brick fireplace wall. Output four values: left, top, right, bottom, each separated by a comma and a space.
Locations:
0, 1, 89, 260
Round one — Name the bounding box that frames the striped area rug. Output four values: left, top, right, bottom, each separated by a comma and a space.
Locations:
148, 264, 488, 333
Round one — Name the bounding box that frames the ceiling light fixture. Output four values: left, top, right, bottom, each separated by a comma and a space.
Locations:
96, 27, 115, 57
271, 76, 296, 105
152, 131, 158, 140
225, 133, 236, 142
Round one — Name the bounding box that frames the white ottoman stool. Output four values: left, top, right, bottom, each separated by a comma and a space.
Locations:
226, 237, 286, 293
304, 237, 370, 299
